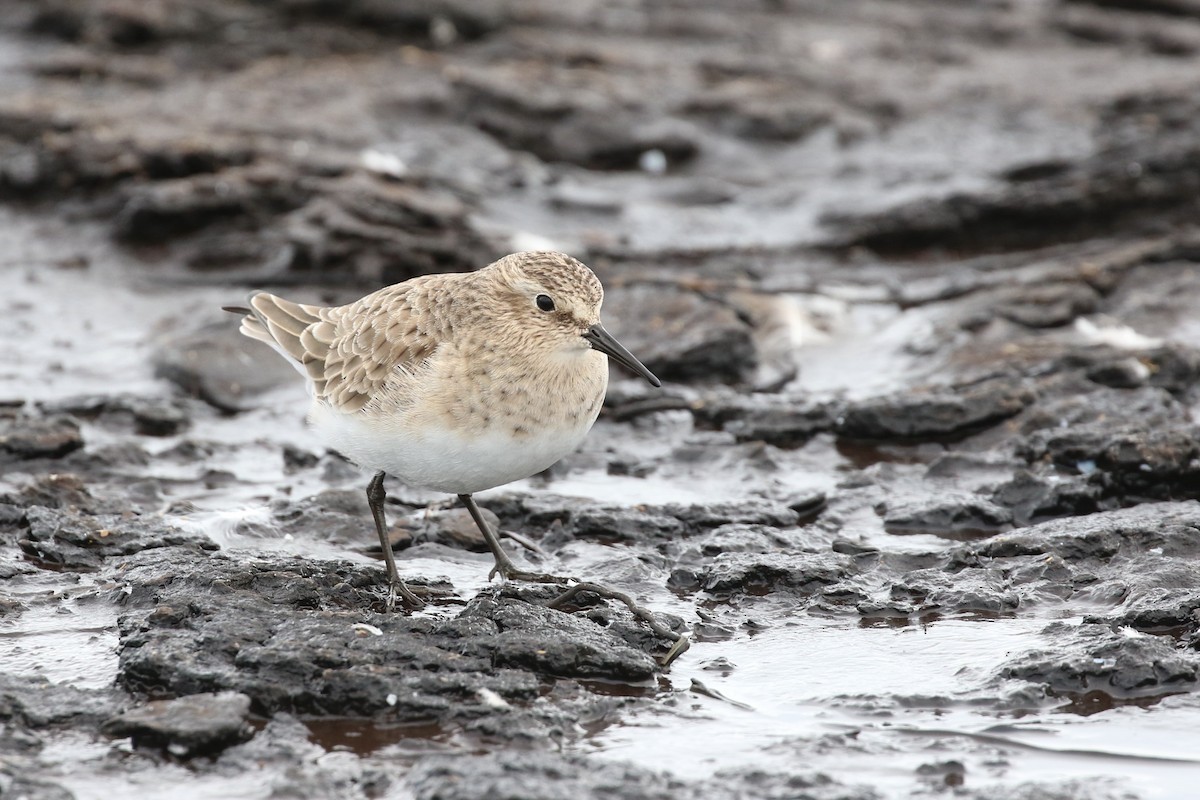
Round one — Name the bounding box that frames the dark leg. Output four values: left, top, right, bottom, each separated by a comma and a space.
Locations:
367, 471, 424, 610
458, 493, 569, 584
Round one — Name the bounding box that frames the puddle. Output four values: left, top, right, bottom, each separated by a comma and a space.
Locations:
581, 616, 1200, 798
0, 213, 202, 405
0, 586, 120, 690
45, 729, 316, 800
1052, 689, 1184, 718
787, 302, 937, 401
835, 440, 949, 470
302, 717, 451, 756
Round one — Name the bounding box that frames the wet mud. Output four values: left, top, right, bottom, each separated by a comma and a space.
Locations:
4, 1, 1200, 798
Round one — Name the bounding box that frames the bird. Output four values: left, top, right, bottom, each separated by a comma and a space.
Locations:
225, 251, 661, 609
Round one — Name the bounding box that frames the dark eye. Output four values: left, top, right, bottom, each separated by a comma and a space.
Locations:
536, 294, 555, 312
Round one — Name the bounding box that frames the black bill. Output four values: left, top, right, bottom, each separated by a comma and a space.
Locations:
583, 324, 662, 387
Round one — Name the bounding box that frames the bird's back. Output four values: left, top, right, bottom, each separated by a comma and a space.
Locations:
238, 278, 448, 413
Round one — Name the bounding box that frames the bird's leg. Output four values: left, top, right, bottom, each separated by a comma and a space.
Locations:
458, 493, 570, 584
367, 471, 425, 610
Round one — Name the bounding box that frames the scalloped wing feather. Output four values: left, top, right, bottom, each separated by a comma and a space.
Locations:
242, 286, 439, 412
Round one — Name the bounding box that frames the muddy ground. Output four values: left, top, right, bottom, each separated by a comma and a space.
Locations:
3, 1, 1200, 798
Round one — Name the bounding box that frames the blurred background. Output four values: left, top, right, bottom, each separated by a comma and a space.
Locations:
4, 2, 1200, 799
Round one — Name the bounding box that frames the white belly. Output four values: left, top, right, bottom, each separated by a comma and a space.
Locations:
307, 402, 596, 494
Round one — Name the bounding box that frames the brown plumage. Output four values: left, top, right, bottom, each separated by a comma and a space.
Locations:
229, 251, 660, 610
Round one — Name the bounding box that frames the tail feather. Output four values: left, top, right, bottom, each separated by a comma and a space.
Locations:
228, 292, 331, 386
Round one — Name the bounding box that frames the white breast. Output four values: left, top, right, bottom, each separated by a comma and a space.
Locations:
307, 401, 598, 494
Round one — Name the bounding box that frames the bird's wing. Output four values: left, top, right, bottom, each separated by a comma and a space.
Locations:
242, 282, 441, 412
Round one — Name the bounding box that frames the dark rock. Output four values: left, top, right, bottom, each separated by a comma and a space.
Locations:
786, 490, 828, 516
276, 0, 504, 42
1004, 554, 1076, 599
664, 499, 800, 531
994, 282, 1099, 328
991, 470, 1103, 525
266, 488, 383, 549
119, 590, 538, 719
101, 691, 253, 757
492, 496, 798, 541
114, 165, 307, 244
129, 401, 190, 436
831, 539, 880, 557
682, 93, 834, 142
721, 397, 836, 447
28, 6, 86, 41
408, 506, 493, 551
885, 567, 1022, 615
406, 751, 685, 800
451, 69, 699, 171
1086, 357, 1152, 388
281, 444, 319, 473
114, 549, 674, 721
838, 377, 1034, 440
17, 507, 217, 570
1018, 423, 1200, 502
1093, 427, 1200, 499
696, 524, 790, 557
823, 96, 1200, 256
0, 503, 26, 529
1000, 622, 1199, 695
1096, 576, 1200, 633
568, 506, 685, 545
0, 674, 123, 728
916, 760, 966, 789
407, 751, 877, 800
0, 413, 83, 460
545, 113, 699, 172
601, 284, 757, 385
216, 712, 396, 797
1003, 160, 1075, 183
1143, 344, 1200, 395
0, 109, 254, 199
488, 598, 659, 682
278, 173, 496, 285
693, 552, 854, 596
954, 502, 1200, 563
1016, 385, 1181, 438
879, 493, 1012, 536
1057, 4, 1200, 56
0, 472, 98, 512
153, 321, 300, 412
713, 768, 882, 800
39, 394, 191, 437
1065, 0, 1200, 20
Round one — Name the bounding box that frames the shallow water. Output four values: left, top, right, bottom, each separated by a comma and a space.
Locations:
0, 578, 120, 690
586, 617, 1200, 797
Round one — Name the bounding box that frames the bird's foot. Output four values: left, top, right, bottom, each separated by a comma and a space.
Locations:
383, 577, 427, 612
488, 559, 573, 585
546, 581, 691, 667
486, 563, 689, 668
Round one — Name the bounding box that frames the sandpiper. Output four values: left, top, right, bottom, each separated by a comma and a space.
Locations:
226, 251, 660, 609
